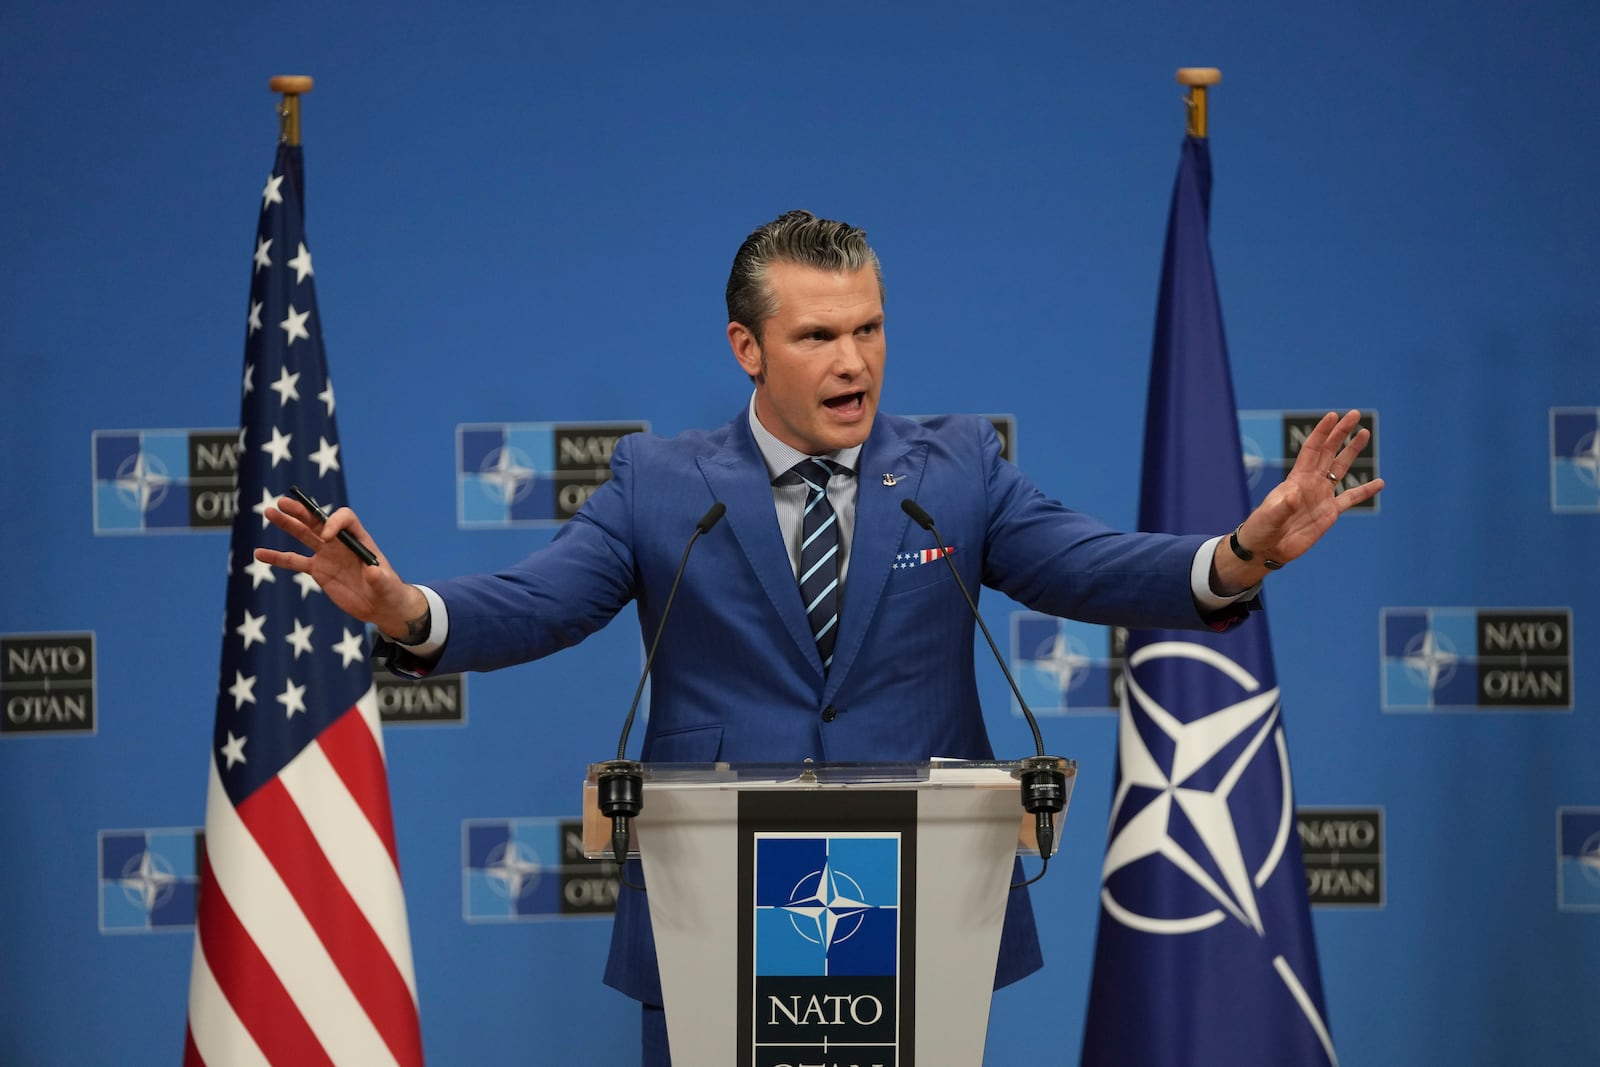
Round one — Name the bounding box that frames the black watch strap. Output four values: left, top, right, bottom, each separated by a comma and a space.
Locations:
1229, 524, 1284, 570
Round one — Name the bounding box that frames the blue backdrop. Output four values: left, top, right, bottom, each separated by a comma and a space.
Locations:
3, 2, 1597, 1064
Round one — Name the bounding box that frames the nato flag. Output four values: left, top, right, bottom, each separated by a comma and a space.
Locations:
1079, 135, 1337, 1066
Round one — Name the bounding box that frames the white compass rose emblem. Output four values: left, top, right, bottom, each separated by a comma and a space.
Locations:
781, 862, 873, 949
1101, 639, 1339, 1064
119, 849, 178, 912
1401, 629, 1458, 690
114, 450, 172, 513
1031, 630, 1093, 696
1580, 833, 1600, 887
1101, 641, 1294, 935
476, 445, 537, 506
484, 840, 542, 900
1240, 431, 1266, 488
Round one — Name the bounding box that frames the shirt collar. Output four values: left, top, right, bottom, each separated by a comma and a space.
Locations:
746, 392, 862, 482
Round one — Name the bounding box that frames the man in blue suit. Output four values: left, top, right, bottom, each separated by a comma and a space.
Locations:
258, 211, 1380, 1064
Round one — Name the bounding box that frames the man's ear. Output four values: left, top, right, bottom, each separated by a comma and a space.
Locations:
727, 321, 764, 379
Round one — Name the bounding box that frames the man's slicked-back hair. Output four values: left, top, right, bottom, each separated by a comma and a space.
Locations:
725, 210, 883, 343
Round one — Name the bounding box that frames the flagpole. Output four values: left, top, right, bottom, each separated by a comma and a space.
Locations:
269, 74, 314, 145
1176, 67, 1221, 138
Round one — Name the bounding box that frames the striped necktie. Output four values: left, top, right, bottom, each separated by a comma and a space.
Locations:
787, 458, 845, 670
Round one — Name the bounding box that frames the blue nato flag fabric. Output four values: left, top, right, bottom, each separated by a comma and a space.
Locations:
1079, 136, 1338, 1067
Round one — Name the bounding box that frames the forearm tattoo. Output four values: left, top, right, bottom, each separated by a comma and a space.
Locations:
400, 604, 431, 646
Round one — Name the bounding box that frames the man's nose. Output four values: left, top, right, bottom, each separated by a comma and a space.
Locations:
832, 337, 867, 375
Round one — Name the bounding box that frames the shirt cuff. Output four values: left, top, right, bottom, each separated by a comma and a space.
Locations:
394, 583, 450, 658
1190, 535, 1261, 612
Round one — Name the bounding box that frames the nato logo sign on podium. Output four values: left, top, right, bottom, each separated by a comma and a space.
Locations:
741, 792, 914, 1067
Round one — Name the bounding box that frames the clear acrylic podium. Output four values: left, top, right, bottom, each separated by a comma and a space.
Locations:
583, 758, 1076, 1066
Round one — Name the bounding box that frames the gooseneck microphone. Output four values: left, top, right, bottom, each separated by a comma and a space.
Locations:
596, 501, 727, 878
900, 498, 1067, 886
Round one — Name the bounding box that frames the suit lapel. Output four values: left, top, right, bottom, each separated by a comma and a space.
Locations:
697, 415, 821, 673
824, 419, 927, 701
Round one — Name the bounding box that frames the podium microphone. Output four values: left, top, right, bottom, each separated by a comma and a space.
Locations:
900, 498, 1066, 885
597, 501, 727, 874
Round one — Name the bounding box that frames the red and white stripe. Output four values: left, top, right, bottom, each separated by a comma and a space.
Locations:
185, 688, 423, 1066
919, 546, 955, 564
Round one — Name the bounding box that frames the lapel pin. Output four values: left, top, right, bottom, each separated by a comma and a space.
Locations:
881, 473, 905, 487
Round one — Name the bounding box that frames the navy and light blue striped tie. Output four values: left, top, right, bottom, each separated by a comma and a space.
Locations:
789, 458, 845, 670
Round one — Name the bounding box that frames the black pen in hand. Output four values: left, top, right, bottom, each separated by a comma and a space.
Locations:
287, 485, 380, 567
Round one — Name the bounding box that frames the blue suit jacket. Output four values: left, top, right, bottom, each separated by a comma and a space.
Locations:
405, 409, 1217, 1003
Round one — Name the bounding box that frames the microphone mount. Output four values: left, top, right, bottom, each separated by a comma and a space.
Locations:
598, 501, 727, 879
900, 498, 1067, 885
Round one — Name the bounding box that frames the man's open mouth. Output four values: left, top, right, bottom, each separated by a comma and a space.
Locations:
823, 392, 865, 412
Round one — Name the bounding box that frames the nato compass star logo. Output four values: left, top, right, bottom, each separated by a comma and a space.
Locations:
1550, 407, 1600, 511
1381, 609, 1481, 710
1102, 641, 1337, 1061
1401, 628, 1459, 690
781, 861, 875, 949
119, 848, 178, 911
93, 430, 189, 531
1580, 835, 1600, 882
476, 445, 538, 507
1240, 431, 1267, 489
1012, 613, 1122, 714
1570, 430, 1600, 486
755, 835, 900, 977
1101, 641, 1294, 937
98, 829, 200, 932
483, 840, 543, 902
114, 450, 172, 512
1558, 808, 1600, 911
1031, 631, 1093, 697
464, 817, 618, 920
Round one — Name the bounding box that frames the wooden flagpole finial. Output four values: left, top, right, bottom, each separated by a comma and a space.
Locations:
269, 76, 315, 145
1176, 68, 1221, 138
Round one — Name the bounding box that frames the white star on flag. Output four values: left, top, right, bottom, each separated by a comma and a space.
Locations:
280, 304, 311, 345
227, 671, 257, 710
235, 611, 267, 650
220, 731, 248, 768
260, 426, 293, 468
308, 436, 342, 476
276, 678, 308, 718
269, 365, 301, 407
287, 242, 314, 283
252, 486, 280, 528
285, 619, 315, 659
332, 628, 366, 668
243, 556, 277, 589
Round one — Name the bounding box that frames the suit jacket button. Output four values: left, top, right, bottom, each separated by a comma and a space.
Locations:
821, 705, 837, 722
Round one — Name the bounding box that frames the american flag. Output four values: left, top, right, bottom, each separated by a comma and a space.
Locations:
892, 546, 955, 570
184, 142, 425, 1067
